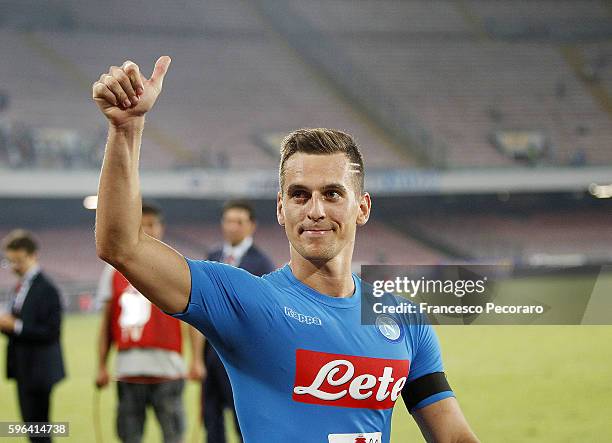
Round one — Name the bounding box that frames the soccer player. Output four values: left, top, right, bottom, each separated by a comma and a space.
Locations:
92, 57, 479, 442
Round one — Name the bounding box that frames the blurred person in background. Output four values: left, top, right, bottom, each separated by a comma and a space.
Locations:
197, 199, 275, 443
95, 202, 204, 443
0, 229, 65, 443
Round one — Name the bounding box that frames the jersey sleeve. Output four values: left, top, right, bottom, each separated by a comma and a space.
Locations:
171, 258, 272, 353
405, 321, 455, 411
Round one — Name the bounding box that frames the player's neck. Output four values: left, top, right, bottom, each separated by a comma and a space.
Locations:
288, 252, 355, 298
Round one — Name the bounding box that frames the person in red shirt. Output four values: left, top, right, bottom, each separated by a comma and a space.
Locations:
95, 203, 203, 443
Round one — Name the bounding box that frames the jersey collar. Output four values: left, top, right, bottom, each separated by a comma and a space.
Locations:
279, 264, 361, 309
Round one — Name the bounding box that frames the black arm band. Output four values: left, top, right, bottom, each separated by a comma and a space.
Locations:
401, 372, 452, 412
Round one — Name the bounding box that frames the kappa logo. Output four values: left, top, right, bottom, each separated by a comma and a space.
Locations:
284, 306, 323, 326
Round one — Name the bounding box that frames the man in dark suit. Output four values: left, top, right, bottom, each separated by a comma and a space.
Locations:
0, 230, 65, 443
200, 200, 275, 443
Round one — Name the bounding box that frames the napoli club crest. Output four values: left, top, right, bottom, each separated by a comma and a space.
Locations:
375, 315, 403, 342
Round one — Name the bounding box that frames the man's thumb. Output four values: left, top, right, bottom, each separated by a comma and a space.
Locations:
150, 56, 172, 88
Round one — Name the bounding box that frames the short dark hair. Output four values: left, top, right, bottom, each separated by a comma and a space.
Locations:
279, 128, 365, 193
222, 199, 256, 221
2, 229, 39, 254
142, 201, 164, 223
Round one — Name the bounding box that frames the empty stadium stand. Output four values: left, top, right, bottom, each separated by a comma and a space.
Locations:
3, 0, 611, 171
403, 209, 612, 261
257, 0, 612, 168
0, 0, 412, 171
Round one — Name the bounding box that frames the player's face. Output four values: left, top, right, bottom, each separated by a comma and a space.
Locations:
141, 213, 164, 240
277, 152, 370, 263
4, 248, 38, 277
222, 208, 255, 247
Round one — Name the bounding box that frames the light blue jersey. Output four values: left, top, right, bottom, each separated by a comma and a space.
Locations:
173, 259, 453, 442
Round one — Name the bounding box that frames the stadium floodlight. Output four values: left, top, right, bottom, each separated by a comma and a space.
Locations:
588, 183, 612, 199
83, 195, 98, 210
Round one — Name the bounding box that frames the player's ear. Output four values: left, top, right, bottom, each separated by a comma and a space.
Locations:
356, 192, 371, 226
276, 192, 285, 226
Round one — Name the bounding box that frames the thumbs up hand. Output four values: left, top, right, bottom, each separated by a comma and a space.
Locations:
92, 56, 171, 127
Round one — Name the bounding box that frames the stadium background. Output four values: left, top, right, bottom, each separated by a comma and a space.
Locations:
1, 0, 611, 441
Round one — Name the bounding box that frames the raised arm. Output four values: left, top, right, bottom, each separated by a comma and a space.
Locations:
93, 56, 190, 314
